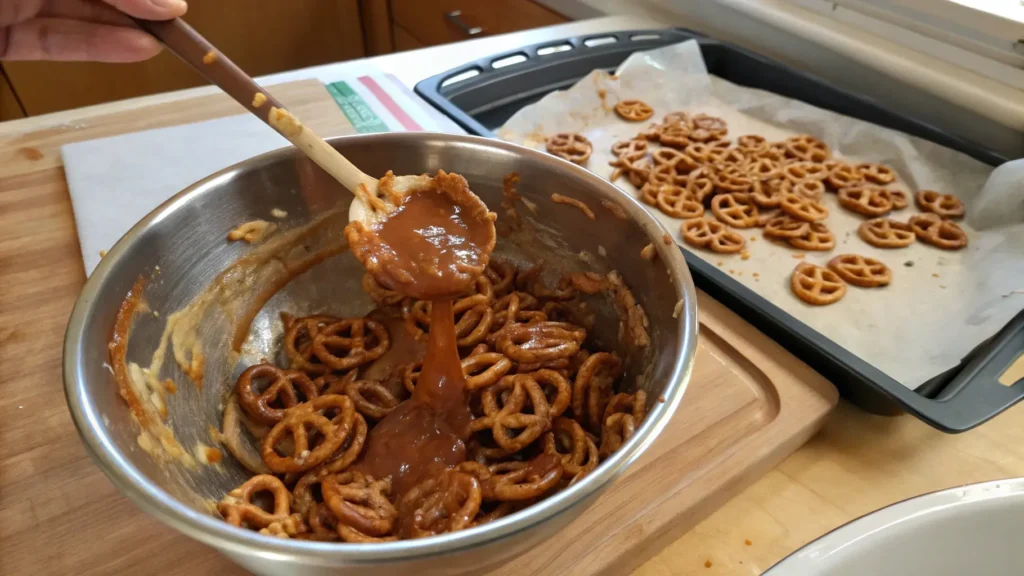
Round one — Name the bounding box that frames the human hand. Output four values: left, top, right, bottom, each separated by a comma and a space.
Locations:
0, 0, 187, 62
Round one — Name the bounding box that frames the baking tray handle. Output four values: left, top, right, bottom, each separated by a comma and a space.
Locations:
920, 308, 1024, 430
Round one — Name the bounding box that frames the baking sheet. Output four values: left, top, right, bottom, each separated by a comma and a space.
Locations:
497, 40, 1024, 390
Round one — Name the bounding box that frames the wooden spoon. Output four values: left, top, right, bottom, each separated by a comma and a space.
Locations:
132, 17, 424, 221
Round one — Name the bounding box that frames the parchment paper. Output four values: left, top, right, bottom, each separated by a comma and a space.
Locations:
498, 40, 1024, 389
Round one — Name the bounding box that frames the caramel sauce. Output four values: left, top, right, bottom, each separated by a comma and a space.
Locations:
109, 276, 149, 426
206, 447, 223, 464
350, 177, 495, 301
347, 178, 496, 501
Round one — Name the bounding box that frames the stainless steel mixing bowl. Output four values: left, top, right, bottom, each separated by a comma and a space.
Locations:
64, 133, 697, 575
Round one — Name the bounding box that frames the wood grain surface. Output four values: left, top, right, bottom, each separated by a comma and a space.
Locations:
0, 80, 838, 575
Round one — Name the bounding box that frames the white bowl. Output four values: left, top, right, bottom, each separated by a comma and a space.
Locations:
764, 478, 1024, 575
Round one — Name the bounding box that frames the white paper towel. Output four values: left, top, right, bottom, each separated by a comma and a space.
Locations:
63, 74, 462, 276
498, 40, 1024, 389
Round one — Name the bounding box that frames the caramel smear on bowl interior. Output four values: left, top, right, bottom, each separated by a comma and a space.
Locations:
344, 170, 498, 506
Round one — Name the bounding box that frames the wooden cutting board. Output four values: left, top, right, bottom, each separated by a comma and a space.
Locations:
0, 80, 837, 575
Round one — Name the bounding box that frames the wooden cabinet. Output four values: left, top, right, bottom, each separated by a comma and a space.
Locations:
0, 70, 24, 121
3, 0, 365, 116
0, 0, 569, 118
386, 0, 568, 52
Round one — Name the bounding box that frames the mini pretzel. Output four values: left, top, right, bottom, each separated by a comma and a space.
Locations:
750, 179, 787, 208
662, 111, 691, 126
685, 167, 716, 201
788, 222, 835, 251
542, 417, 599, 480
793, 179, 825, 200
858, 218, 915, 248
611, 139, 647, 158
909, 213, 968, 250
599, 413, 636, 458
526, 368, 573, 418
827, 254, 892, 288
471, 374, 552, 452
322, 472, 397, 542
711, 193, 760, 228
838, 186, 893, 217
454, 303, 495, 347
636, 122, 665, 141
857, 163, 896, 184
601, 391, 646, 456
685, 142, 727, 165
915, 190, 965, 219
762, 141, 788, 162
462, 352, 513, 390
763, 216, 810, 239
603, 390, 647, 423
691, 113, 728, 138
572, 351, 623, 432
713, 166, 754, 194
546, 133, 592, 165
485, 258, 516, 296
782, 161, 828, 182
304, 502, 340, 541
784, 135, 830, 163
236, 363, 319, 426
609, 149, 650, 185
889, 190, 909, 210
826, 163, 863, 190
495, 322, 584, 364
218, 475, 305, 535
647, 163, 688, 190
656, 185, 704, 219
737, 134, 769, 156
791, 262, 847, 306
614, 99, 654, 122
652, 147, 699, 173
746, 157, 782, 181
779, 193, 828, 222
320, 412, 368, 474
716, 148, 748, 168
284, 315, 339, 375
399, 471, 482, 538
457, 457, 563, 501
362, 274, 404, 306
343, 379, 399, 420
312, 318, 390, 371
680, 218, 745, 253
261, 394, 356, 473
658, 123, 691, 148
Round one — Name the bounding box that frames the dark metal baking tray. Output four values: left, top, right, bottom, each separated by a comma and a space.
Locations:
414, 28, 1024, 432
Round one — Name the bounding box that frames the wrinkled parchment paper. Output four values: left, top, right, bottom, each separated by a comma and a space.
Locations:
498, 40, 1024, 389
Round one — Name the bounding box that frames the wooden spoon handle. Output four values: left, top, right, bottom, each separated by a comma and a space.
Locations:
133, 17, 377, 193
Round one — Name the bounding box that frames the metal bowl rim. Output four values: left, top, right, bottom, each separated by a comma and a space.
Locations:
63, 131, 698, 564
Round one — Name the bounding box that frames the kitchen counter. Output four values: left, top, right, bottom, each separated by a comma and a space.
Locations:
3, 13, 1022, 576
